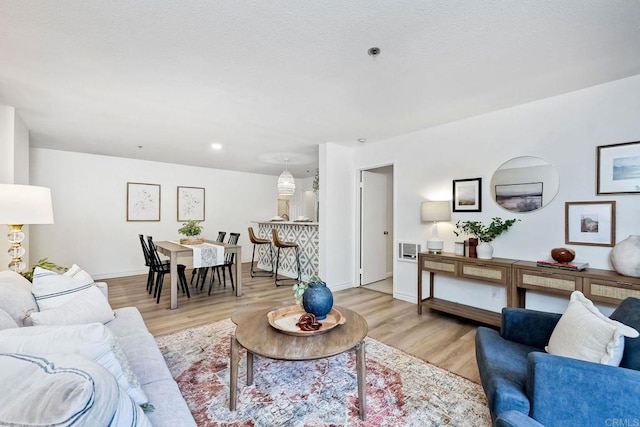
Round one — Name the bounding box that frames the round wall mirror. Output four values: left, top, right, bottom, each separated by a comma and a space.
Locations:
490, 156, 559, 213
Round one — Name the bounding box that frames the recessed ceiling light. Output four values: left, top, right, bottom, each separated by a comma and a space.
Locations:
211, 143, 223, 150
358, 138, 367, 143
367, 47, 380, 57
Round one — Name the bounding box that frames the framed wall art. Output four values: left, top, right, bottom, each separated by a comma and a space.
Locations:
597, 141, 640, 194
177, 186, 205, 221
452, 178, 482, 212
495, 182, 543, 213
127, 182, 161, 222
565, 201, 615, 247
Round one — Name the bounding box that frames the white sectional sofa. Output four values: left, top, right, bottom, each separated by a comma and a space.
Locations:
0, 270, 196, 426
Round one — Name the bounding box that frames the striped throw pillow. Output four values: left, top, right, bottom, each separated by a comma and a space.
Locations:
31, 264, 95, 311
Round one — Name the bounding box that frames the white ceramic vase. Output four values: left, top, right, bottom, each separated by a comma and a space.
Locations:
476, 242, 494, 259
610, 235, 640, 277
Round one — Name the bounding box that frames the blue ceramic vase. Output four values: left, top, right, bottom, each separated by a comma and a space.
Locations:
302, 281, 333, 320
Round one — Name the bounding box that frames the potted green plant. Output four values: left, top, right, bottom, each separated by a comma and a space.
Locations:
454, 217, 519, 259
292, 281, 308, 306
178, 220, 204, 244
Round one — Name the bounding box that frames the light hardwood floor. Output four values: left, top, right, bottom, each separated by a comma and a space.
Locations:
106, 263, 484, 383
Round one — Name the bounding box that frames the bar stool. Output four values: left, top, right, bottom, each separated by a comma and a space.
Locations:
248, 227, 274, 277
272, 228, 301, 287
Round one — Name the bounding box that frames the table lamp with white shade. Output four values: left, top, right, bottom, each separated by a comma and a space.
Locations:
0, 184, 54, 272
421, 201, 451, 254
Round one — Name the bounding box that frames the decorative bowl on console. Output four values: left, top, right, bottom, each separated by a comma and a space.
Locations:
551, 248, 576, 263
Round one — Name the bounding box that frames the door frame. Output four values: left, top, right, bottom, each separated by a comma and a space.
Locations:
355, 162, 396, 289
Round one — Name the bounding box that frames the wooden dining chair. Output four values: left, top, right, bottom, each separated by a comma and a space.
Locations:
147, 236, 190, 303
138, 234, 156, 293
208, 232, 240, 295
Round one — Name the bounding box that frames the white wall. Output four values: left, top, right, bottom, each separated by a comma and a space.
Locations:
13, 113, 29, 184
0, 106, 15, 184
322, 74, 640, 312
319, 142, 355, 289
0, 106, 32, 267
30, 148, 278, 279
288, 176, 313, 219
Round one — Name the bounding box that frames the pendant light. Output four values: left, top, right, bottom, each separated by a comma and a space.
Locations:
277, 158, 295, 197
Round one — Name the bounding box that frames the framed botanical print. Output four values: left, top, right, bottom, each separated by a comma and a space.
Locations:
127, 182, 161, 221
177, 186, 205, 221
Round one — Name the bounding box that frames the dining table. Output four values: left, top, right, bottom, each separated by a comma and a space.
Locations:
154, 239, 242, 309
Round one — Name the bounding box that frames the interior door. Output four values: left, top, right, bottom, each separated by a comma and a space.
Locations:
361, 170, 387, 285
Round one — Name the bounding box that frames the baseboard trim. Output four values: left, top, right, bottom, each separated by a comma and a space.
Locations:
392, 291, 416, 304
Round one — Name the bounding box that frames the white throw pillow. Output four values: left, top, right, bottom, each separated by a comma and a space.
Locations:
64, 263, 95, 283
546, 291, 639, 365
0, 352, 151, 427
28, 286, 115, 326
0, 308, 19, 331
0, 323, 149, 406
0, 270, 38, 326
32, 265, 95, 310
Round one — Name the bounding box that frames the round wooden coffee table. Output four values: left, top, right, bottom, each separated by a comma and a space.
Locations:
229, 305, 368, 420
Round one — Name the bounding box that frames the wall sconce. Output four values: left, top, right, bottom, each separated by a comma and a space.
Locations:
421, 201, 451, 254
0, 184, 54, 272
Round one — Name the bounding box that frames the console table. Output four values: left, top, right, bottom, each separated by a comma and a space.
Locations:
514, 261, 640, 308
417, 252, 640, 327
417, 252, 516, 327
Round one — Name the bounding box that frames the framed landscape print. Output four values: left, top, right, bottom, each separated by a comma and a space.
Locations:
452, 178, 482, 212
597, 141, 640, 194
494, 182, 543, 213
565, 201, 615, 247
127, 182, 160, 221
177, 186, 205, 221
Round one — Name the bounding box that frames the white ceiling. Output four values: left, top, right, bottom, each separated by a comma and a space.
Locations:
1, 1, 639, 178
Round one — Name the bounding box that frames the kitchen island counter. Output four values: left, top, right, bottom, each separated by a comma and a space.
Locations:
253, 220, 319, 280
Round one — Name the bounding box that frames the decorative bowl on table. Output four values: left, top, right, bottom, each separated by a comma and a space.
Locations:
551, 247, 575, 263
267, 305, 345, 336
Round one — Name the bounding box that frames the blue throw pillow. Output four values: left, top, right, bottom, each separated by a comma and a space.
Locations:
610, 297, 640, 371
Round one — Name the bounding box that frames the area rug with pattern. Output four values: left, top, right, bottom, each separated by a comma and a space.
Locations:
156, 319, 491, 427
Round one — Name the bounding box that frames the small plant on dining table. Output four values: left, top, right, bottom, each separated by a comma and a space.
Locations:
178, 220, 203, 237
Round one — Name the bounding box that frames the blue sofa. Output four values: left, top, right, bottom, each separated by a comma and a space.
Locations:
475, 297, 640, 426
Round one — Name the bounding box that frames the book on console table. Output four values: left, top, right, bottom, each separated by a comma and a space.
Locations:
536, 259, 589, 271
